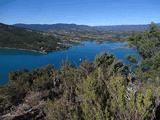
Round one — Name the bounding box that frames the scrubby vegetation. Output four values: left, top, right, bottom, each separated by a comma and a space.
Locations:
0, 52, 160, 120
0, 23, 160, 120
128, 22, 160, 83
126, 55, 137, 63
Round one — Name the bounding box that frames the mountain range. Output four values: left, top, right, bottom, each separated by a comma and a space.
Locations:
14, 23, 160, 32
0, 22, 159, 53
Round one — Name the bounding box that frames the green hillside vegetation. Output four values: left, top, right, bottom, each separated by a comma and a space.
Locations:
0, 23, 64, 53
0, 52, 160, 120
0, 23, 160, 120
126, 55, 137, 63
128, 22, 160, 82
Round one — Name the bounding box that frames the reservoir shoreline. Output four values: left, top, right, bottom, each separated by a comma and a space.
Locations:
0, 41, 142, 85
0, 47, 47, 54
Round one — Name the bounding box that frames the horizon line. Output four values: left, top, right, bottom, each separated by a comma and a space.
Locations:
9, 22, 159, 27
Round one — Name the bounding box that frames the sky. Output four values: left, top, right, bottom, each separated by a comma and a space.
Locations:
0, 0, 159, 25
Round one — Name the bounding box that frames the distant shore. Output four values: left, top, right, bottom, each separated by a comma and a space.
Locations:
0, 39, 124, 54
118, 44, 130, 48
0, 47, 47, 54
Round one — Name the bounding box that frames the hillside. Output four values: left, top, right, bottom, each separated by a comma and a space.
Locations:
14, 23, 155, 32
14, 23, 96, 32
128, 23, 160, 81
0, 24, 160, 120
0, 23, 65, 53
14, 23, 137, 41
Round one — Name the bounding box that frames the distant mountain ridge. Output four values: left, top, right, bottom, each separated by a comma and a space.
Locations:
14, 23, 96, 32
14, 23, 160, 32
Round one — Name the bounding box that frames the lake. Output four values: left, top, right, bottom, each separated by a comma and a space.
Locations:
0, 41, 142, 85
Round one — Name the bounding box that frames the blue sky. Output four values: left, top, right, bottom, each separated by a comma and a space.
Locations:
0, 0, 159, 25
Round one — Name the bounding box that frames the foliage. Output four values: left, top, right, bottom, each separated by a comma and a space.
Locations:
128, 23, 160, 82
126, 55, 137, 63
0, 23, 160, 119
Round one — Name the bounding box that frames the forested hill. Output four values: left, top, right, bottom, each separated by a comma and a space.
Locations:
0, 24, 160, 120
14, 23, 160, 32
0, 23, 64, 53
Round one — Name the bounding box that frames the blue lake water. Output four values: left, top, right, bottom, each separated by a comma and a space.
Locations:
0, 41, 142, 85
